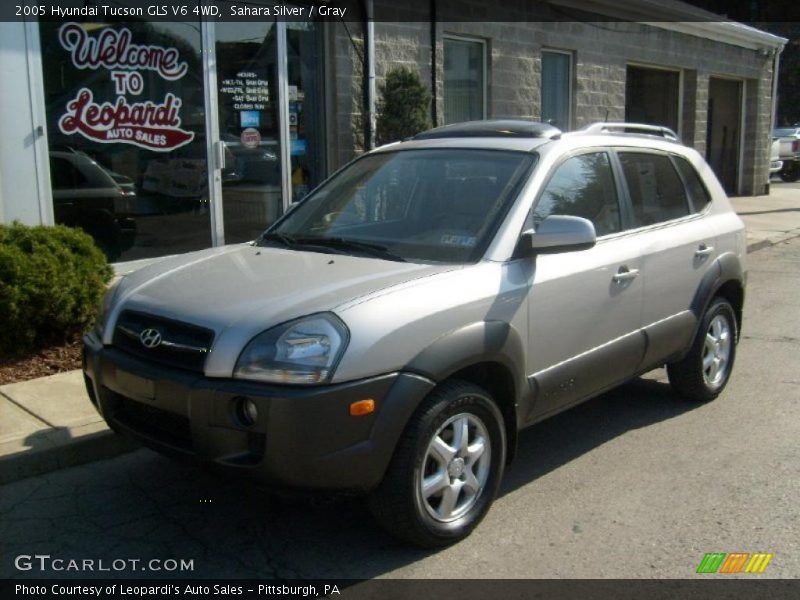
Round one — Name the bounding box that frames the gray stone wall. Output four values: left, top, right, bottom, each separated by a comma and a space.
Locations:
326, 10, 777, 195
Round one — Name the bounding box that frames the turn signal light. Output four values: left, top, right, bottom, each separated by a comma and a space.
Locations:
349, 399, 375, 416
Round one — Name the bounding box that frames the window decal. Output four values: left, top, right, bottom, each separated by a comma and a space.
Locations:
56, 23, 194, 152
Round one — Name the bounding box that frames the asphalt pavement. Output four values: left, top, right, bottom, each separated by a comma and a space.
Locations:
1, 234, 798, 579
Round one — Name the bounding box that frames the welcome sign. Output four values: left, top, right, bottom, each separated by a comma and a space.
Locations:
57, 23, 195, 152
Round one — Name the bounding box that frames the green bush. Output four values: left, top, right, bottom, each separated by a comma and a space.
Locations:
376, 66, 432, 145
0, 223, 113, 357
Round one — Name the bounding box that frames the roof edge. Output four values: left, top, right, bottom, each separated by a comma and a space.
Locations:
550, 0, 788, 50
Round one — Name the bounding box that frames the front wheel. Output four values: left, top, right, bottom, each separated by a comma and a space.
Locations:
368, 380, 506, 547
667, 297, 738, 401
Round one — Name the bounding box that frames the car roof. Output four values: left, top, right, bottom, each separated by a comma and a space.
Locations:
372, 120, 692, 157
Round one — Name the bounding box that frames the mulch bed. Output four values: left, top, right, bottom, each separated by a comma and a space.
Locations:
0, 339, 83, 386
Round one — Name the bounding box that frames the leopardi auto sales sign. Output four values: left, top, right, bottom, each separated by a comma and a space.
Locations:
57, 22, 194, 151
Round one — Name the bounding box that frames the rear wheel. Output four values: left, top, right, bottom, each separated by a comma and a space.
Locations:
779, 163, 800, 182
667, 297, 738, 401
368, 380, 505, 547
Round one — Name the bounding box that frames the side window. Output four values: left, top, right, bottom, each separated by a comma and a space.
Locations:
619, 152, 690, 227
49, 157, 82, 190
532, 152, 621, 236
672, 155, 712, 212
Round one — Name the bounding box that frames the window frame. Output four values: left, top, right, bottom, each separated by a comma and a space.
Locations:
527, 147, 627, 240
443, 34, 488, 124
669, 153, 713, 215
609, 148, 702, 233
540, 49, 574, 130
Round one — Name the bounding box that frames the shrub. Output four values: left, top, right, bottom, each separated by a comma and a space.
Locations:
376, 66, 432, 145
0, 223, 113, 357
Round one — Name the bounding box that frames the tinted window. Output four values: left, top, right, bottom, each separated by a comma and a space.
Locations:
619, 152, 690, 227
532, 152, 621, 236
49, 157, 86, 190
673, 156, 711, 212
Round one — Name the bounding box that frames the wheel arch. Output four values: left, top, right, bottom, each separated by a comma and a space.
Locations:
404, 320, 528, 465
690, 251, 745, 342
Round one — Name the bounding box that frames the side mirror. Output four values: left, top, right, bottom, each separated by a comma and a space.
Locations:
521, 215, 597, 255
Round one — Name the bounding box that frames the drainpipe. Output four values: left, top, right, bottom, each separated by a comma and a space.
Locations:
768, 45, 783, 194
770, 46, 782, 132
430, 0, 437, 127
365, 0, 376, 150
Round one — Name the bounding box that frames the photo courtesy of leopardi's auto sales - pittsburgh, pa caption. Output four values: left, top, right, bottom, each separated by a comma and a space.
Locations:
13, 583, 335, 598
18, 4, 349, 19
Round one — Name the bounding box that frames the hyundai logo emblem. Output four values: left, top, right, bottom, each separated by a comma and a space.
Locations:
139, 328, 163, 349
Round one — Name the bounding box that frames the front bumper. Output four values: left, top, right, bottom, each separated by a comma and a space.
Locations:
83, 332, 435, 492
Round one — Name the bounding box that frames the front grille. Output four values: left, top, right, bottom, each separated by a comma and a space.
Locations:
113, 310, 214, 373
112, 393, 193, 452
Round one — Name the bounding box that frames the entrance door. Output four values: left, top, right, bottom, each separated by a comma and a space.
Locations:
212, 20, 284, 244
207, 16, 325, 245
706, 77, 743, 195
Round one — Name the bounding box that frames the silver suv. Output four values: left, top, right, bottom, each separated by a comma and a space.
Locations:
83, 120, 746, 547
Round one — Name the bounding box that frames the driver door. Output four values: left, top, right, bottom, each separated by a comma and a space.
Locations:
525, 150, 645, 421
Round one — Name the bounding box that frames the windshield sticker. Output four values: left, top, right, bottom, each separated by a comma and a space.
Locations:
441, 234, 477, 247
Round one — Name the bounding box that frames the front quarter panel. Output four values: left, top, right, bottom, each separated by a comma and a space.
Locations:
334, 261, 530, 385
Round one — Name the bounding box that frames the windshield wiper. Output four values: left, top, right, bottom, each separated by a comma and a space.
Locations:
294, 237, 407, 262
256, 232, 298, 248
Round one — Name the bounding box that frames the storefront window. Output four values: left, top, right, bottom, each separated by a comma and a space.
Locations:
287, 21, 325, 203
40, 21, 212, 262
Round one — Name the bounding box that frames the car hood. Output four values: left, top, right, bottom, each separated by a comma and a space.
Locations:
107, 244, 457, 374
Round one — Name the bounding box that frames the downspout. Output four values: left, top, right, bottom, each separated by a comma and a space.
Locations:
768, 45, 783, 194
770, 46, 782, 132
365, 0, 376, 150
430, 0, 438, 126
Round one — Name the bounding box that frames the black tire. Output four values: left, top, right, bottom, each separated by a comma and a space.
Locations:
667, 297, 738, 402
779, 163, 800, 182
368, 380, 506, 548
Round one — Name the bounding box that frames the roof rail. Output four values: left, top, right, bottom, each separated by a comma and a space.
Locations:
580, 122, 682, 143
414, 120, 562, 141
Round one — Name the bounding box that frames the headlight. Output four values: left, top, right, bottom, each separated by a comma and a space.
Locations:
234, 313, 349, 385
95, 277, 124, 337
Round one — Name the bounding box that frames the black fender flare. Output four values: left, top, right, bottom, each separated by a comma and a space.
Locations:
688, 251, 745, 345
404, 321, 529, 460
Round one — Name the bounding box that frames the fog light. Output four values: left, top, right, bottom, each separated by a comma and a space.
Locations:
235, 397, 259, 427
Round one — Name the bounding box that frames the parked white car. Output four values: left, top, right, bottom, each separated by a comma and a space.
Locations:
770, 138, 783, 175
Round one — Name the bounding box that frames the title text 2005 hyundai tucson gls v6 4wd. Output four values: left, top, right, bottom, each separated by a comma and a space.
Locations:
84, 120, 746, 547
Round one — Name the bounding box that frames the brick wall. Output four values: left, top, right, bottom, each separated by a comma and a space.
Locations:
327, 7, 777, 195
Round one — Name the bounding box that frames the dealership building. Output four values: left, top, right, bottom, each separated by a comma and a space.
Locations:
0, 0, 786, 265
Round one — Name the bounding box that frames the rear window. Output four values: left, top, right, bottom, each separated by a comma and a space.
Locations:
672, 156, 711, 212
619, 152, 690, 227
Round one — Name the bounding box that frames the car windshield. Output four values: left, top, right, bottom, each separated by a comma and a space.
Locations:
264, 149, 535, 263
774, 128, 799, 137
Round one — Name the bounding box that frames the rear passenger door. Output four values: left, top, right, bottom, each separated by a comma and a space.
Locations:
526, 150, 645, 420
614, 150, 717, 368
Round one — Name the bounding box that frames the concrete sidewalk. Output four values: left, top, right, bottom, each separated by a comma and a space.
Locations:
1, 182, 799, 485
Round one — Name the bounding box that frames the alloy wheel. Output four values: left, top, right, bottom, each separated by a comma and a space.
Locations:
418, 412, 492, 523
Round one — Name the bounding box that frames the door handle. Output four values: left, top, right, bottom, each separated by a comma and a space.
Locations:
695, 244, 715, 257
613, 266, 640, 282
214, 140, 227, 170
